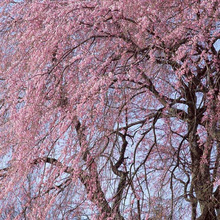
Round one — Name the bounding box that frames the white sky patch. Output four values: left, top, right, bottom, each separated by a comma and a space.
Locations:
213, 39, 220, 52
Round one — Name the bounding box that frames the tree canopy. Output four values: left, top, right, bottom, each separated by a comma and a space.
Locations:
0, 0, 220, 219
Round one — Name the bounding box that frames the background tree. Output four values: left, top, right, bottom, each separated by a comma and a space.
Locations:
0, 0, 220, 219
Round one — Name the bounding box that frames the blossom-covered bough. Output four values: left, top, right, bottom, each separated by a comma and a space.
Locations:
0, 0, 220, 219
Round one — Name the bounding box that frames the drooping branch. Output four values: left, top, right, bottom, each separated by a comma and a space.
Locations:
33, 156, 113, 219
75, 119, 125, 219
110, 132, 128, 217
